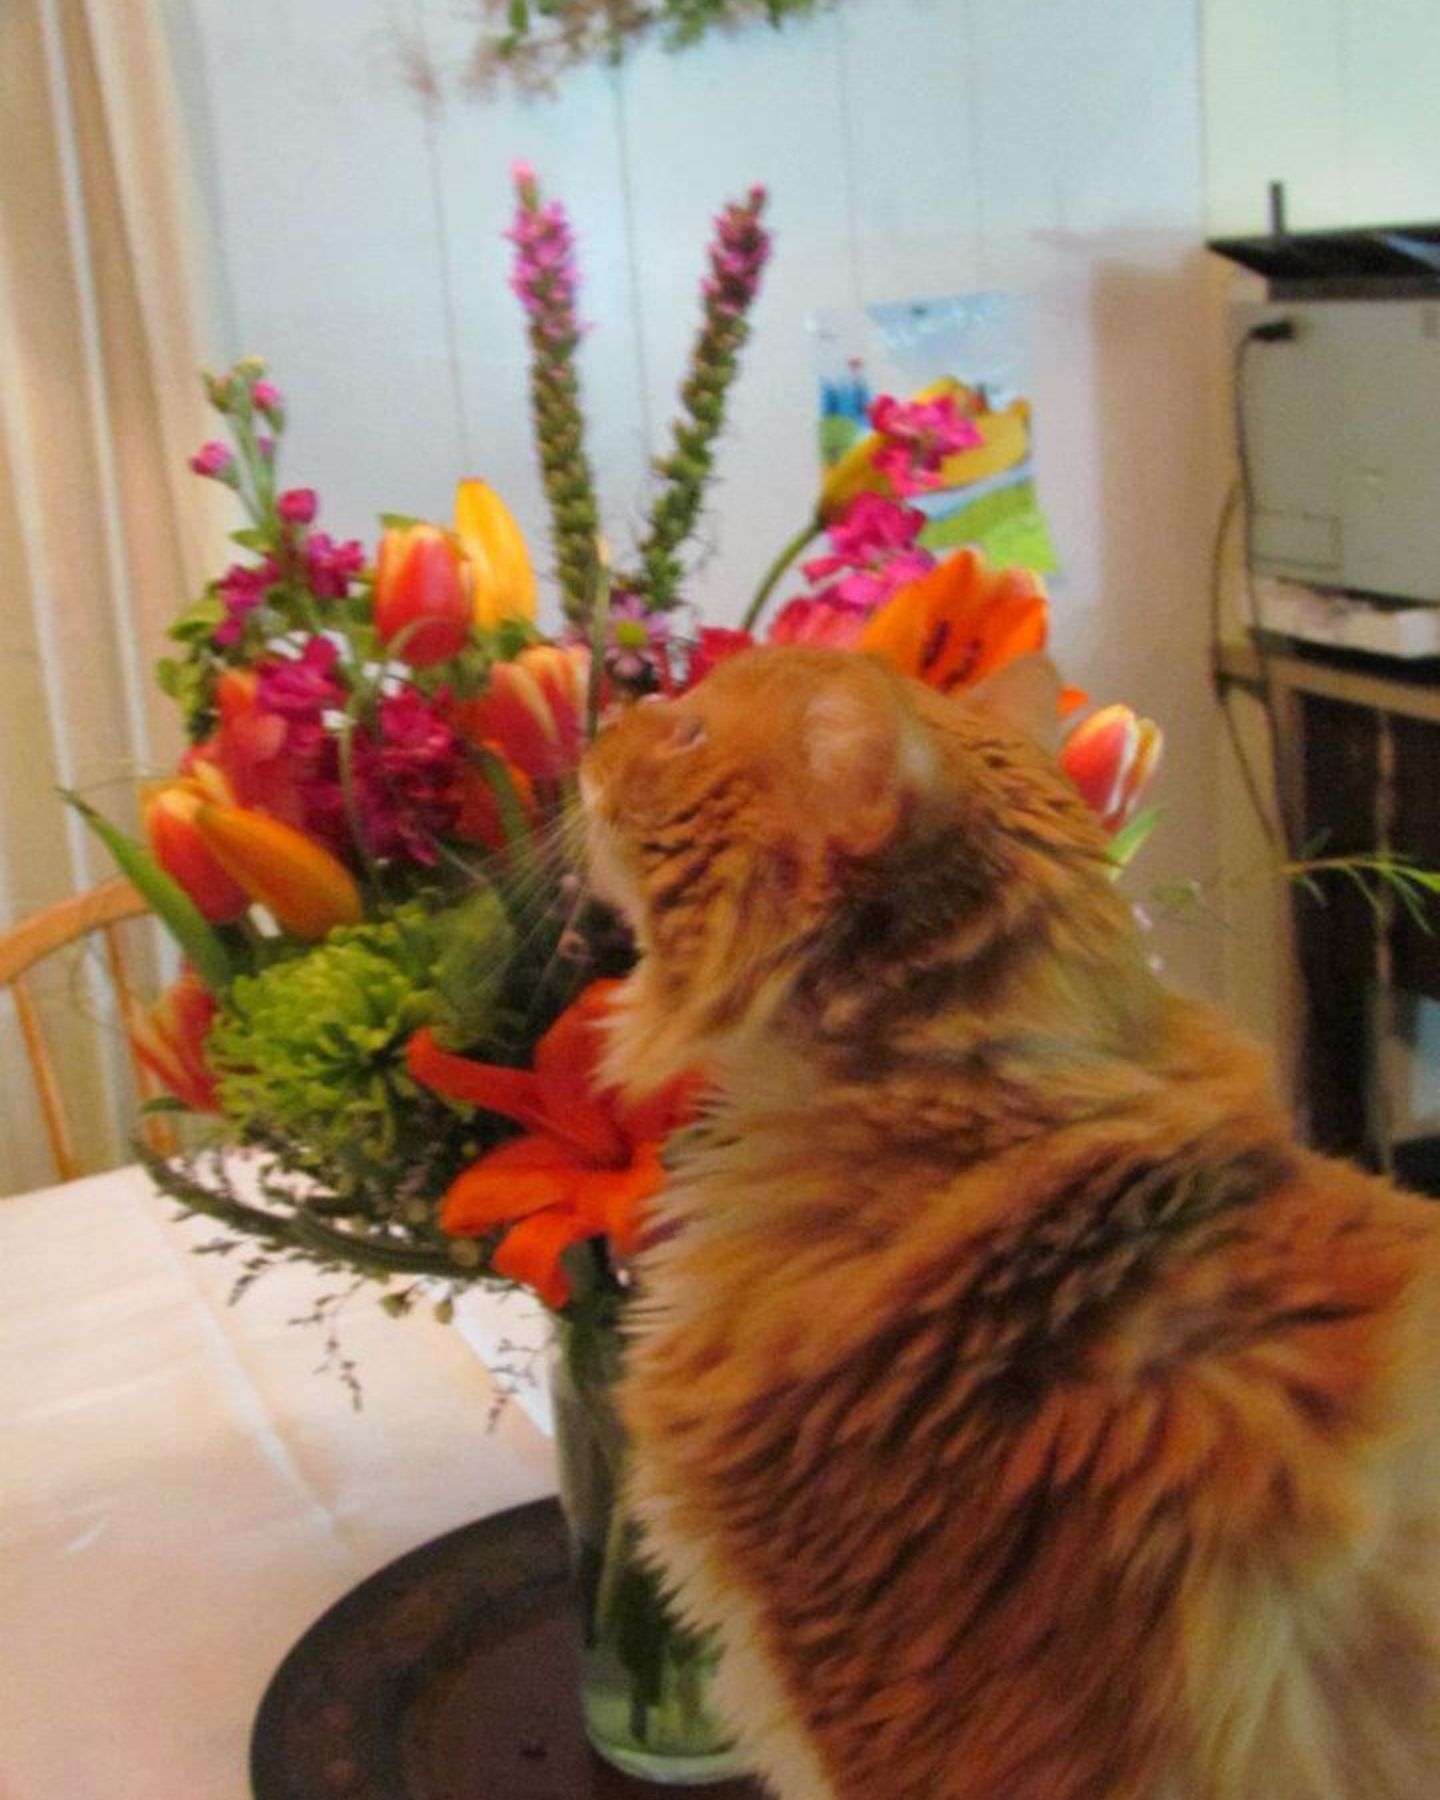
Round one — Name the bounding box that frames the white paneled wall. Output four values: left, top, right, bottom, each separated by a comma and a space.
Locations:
1204, 0, 1440, 234
174, 0, 1225, 1000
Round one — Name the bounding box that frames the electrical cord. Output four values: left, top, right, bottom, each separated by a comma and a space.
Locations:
1219, 319, 1303, 855
1208, 476, 1283, 851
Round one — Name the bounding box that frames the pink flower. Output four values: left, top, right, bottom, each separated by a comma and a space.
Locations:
213, 558, 278, 648
255, 635, 346, 721
767, 595, 872, 649
277, 487, 318, 526
1060, 704, 1163, 832
305, 532, 366, 601
602, 593, 671, 682
344, 689, 462, 865
793, 492, 937, 620
868, 392, 982, 497
703, 184, 771, 320
507, 168, 583, 347
251, 380, 284, 422
190, 440, 236, 482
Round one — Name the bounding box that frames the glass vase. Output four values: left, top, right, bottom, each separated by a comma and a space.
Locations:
549, 1309, 742, 1785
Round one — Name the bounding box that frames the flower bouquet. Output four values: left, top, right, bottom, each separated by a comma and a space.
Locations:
77, 167, 1159, 1783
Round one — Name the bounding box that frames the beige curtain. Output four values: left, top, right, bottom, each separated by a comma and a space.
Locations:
0, 0, 225, 1193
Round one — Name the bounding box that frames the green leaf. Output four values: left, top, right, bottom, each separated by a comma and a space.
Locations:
1105, 804, 1162, 871
61, 791, 235, 993
473, 747, 535, 854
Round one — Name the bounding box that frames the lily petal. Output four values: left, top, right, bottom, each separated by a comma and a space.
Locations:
438, 1136, 581, 1233
492, 1207, 596, 1310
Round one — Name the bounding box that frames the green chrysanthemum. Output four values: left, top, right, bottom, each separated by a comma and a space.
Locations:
207, 895, 513, 1201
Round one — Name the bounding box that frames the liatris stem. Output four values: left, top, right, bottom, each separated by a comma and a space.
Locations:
507, 163, 600, 626
631, 185, 771, 612
739, 515, 819, 634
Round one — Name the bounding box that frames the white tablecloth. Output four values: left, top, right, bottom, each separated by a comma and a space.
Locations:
0, 1165, 558, 1800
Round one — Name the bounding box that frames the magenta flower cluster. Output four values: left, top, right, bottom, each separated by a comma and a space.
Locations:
506, 162, 599, 621
632, 183, 771, 611
761, 394, 983, 649
704, 184, 771, 319
214, 558, 278, 648
506, 161, 582, 350
765, 494, 937, 648
252, 637, 463, 865
208, 490, 364, 647
868, 391, 981, 496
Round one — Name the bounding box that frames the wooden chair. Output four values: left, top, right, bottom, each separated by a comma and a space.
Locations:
0, 876, 174, 1183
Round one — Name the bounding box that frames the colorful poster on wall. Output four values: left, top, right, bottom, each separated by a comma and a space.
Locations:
816, 292, 1057, 575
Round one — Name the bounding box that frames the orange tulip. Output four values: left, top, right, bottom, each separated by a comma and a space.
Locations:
446, 750, 535, 850
407, 981, 698, 1309
373, 523, 472, 667
130, 969, 220, 1112
458, 644, 589, 783
192, 805, 363, 939
143, 780, 249, 923
1060, 704, 1162, 833
454, 479, 537, 627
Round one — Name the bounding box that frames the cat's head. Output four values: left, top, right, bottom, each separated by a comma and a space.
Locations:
581, 645, 1120, 1089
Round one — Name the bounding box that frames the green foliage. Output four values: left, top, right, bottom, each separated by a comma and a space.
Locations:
477, 0, 828, 90
205, 896, 514, 1199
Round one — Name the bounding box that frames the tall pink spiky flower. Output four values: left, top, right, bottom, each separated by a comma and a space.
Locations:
632, 184, 771, 611
506, 161, 599, 624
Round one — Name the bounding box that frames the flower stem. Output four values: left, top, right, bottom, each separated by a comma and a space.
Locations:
631, 185, 771, 613
739, 516, 818, 634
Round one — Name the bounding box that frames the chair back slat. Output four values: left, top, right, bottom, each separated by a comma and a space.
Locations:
9, 972, 80, 1182
101, 918, 177, 1156
0, 878, 151, 984
1, 877, 160, 1183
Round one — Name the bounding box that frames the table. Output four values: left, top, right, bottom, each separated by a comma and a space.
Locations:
0, 1164, 558, 1800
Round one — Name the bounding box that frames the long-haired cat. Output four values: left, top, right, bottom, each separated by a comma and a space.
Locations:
580, 644, 1440, 1800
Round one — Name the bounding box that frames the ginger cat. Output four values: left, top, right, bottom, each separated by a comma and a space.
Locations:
581, 644, 1440, 1800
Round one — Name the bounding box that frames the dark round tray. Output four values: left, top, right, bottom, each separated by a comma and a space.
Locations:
250, 1496, 768, 1799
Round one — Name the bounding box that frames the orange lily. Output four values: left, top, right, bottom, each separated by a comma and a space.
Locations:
454, 479, 538, 627
407, 981, 697, 1309
192, 804, 363, 939
858, 545, 1056, 697
130, 969, 220, 1112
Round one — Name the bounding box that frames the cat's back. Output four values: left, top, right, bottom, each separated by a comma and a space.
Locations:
624, 1091, 1440, 1800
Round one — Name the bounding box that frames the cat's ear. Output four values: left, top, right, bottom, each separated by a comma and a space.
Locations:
803, 677, 932, 856
965, 652, 1062, 753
